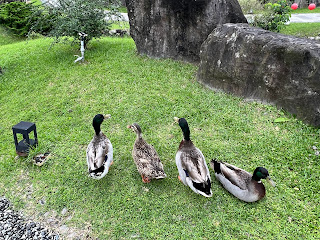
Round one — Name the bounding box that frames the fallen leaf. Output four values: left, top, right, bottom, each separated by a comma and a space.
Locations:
274, 117, 290, 123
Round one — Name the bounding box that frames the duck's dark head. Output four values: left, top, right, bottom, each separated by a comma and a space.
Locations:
252, 167, 276, 186
127, 123, 142, 138
92, 114, 111, 135
174, 117, 190, 141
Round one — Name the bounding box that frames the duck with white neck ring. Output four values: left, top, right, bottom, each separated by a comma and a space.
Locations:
210, 159, 276, 202
86, 114, 113, 180
174, 117, 212, 197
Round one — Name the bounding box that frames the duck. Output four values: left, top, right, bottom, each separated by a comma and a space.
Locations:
86, 114, 113, 180
210, 159, 276, 202
174, 117, 212, 197
127, 123, 167, 183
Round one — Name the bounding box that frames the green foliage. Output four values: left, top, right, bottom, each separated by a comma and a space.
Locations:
0, 1, 37, 36
252, 0, 291, 32
0, 0, 24, 3
38, 0, 121, 45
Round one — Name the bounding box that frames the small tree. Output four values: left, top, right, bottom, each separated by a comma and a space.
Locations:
37, 0, 121, 46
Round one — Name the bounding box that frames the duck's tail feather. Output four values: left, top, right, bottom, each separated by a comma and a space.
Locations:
89, 165, 105, 174
192, 178, 212, 197
155, 173, 167, 179
210, 159, 221, 174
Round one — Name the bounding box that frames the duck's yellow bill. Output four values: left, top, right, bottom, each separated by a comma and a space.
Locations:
266, 176, 276, 187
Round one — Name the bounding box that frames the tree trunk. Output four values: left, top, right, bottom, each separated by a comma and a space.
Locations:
296, 0, 308, 8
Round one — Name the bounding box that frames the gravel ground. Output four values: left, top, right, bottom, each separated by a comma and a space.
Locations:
0, 197, 59, 240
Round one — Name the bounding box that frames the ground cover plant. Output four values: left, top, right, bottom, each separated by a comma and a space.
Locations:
0, 34, 319, 239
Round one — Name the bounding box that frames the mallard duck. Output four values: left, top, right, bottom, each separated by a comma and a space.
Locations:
174, 117, 212, 197
210, 159, 276, 202
127, 123, 167, 183
86, 114, 113, 180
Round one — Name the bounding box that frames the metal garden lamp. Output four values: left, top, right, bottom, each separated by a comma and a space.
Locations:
12, 121, 38, 156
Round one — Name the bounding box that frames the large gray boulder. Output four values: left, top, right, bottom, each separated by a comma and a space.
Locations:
125, 0, 247, 62
197, 23, 320, 126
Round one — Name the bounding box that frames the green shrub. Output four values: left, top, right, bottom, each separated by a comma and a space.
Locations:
0, 1, 35, 36
252, 0, 291, 32
0, 1, 49, 36
0, 0, 24, 3
37, 0, 121, 46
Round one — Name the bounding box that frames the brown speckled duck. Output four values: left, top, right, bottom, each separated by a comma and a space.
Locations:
86, 114, 113, 180
174, 117, 212, 197
127, 123, 166, 183
210, 159, 275, 202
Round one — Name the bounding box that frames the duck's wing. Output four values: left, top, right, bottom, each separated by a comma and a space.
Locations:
219, 162, 252, 190
134, 139, 165, 172
180, 147, 209, 183
86, 135, 109, 170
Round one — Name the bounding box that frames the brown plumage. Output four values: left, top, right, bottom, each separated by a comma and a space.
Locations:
128, 123, 166, 183
179, 142, 209, 183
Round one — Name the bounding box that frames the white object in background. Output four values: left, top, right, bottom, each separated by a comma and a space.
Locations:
74, 32, 88, 63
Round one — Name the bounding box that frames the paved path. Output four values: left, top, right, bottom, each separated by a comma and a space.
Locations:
289, 13, 320, 23
121, 13, 320, 23
120, 13, 320, 23
116, 13, 320, 24
246, 13, 320, 24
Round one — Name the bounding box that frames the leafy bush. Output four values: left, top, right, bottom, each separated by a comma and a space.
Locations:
0, 1, 36, 36
0, 0, 24, 3
252, 0, 291, 32
37, 0, 121, 46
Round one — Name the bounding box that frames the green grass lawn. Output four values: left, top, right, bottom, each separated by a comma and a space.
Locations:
0, 26, 24, 46
0, 33, 319, 239
110, 21, 130, 30
280, 22, 320, 37
292, 7, 320, 14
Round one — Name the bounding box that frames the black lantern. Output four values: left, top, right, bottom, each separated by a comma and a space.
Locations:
12, 121, 38, 156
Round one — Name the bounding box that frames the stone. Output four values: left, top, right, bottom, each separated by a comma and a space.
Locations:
109, 29, 129, 37
125, 0, 247, 62
197, 23, 320, 126
61, 208, 68, 215
58, 225, 69, 234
